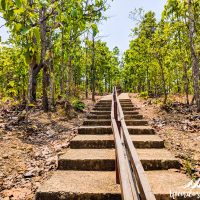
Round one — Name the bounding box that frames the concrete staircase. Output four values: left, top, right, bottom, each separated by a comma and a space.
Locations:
36, 96, 199, 200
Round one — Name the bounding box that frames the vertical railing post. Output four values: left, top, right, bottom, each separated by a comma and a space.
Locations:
113, 87, 120, 184
114, 87, 121, 136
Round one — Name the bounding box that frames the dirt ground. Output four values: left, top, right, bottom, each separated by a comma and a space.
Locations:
0, 97, 99, 200
129, 93, 200, 178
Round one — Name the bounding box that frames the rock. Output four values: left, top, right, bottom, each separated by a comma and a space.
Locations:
46, 129, 55, 137
176, 143, 181, 147
46, 156, 57, 166
17, 110, 26, 122
2, 155, 9, 159
23, 171, 33, 178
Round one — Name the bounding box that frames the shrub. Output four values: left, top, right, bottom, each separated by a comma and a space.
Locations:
72, 100, 85, 111
139, 91, 148, 98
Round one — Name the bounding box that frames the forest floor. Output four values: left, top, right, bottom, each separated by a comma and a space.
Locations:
129, 93, 200, 179
0, 96, 100, 200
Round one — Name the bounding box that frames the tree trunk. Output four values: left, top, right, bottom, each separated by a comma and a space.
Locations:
84, 33, 89, 99
28, 55, 36, 103
188, 0, 200, 112
66, 34, 73, 99
158, 58, 167, 104
183, 62, 190, 105
91, 35, 95, 102
40, 7, 48, 112
66, 56, 72, 98
28, 54, 42, 103
60, 28, 64, 95
146, 65, 151, 95
85, 43, 89, 99
49, 59, 55, 109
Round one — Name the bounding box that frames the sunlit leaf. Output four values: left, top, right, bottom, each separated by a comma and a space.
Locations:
15, 0, 22, 8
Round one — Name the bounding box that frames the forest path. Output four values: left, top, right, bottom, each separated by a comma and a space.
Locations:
35, 93, 199, 200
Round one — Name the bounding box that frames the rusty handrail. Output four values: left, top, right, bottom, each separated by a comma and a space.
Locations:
111, 95, 138, 200
111, 87, 156, 200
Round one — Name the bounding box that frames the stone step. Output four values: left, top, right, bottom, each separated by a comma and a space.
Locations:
83, 119, 148, 126
119, 99, 131, 102
78, 126, 112, 134
35, 171, 121, 200
36, 170, 199, 200
96, 103, 134, 107
137, 149, 180, 170
94, 106, 112, 109
120, 101, 132, 104
83, 120, 111, 126
98, 100, 112, 103
93, 107, 138, 111
119, 101, 132, 104
123, 111, 140, 115
90, 111, 112, 115
87, 114, 143, 119
94, 105, 111, 108
58, 149, 115, 171
95, 103, 134, 107
90, 111, 140, 115
70, 135, 164, 149
121, 104, 135, 108
121, 107, 138, 111
95, 102, 111, 105
58, 149, 180, 171
93, 107, 111, 111
78, 126, 155, 135
146, 170, 200, 199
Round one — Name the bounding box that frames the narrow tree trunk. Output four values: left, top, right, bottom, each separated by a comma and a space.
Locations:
28, 54, 41, 103
146, 65, 150, 95
183, 62, 190, 104
49, 59, 55, 109
85, 43, 89, 99
22, 75, 26, 103
60, 28, 64, 95
28, 56, 36, 103
66, 34, 73, 99
158, 58, 167, 104
91, 35, 95, 102
40, 7, 48, 112
188, 0, 200, 112
67, 56, 72, 98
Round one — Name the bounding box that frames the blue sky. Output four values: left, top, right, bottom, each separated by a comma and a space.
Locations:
0, 0, 167, 53
99, 0, 167, 54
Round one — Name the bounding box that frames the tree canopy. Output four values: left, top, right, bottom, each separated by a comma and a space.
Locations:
0, 0, 200, 112
0, 0, 121, 111
123, 0, 200, 112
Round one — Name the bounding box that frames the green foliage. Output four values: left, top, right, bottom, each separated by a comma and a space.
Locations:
0, 45, 28, 99
183, 160, 193, 177
122, 2, 200, 105
72, 100, 85, 111
0, 0, 121, 109
139, 91, 148, 98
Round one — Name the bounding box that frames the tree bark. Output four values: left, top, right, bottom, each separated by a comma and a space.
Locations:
28, 54, 42, 103
183, 62, 190, 105
188, 0, 200, 112
40, 7, 49, 112
60, 28, 64, 95
91, 34, 95, 102
49, 58, 55, 109
85, 44, 89, 99
158, 58, 167, 104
